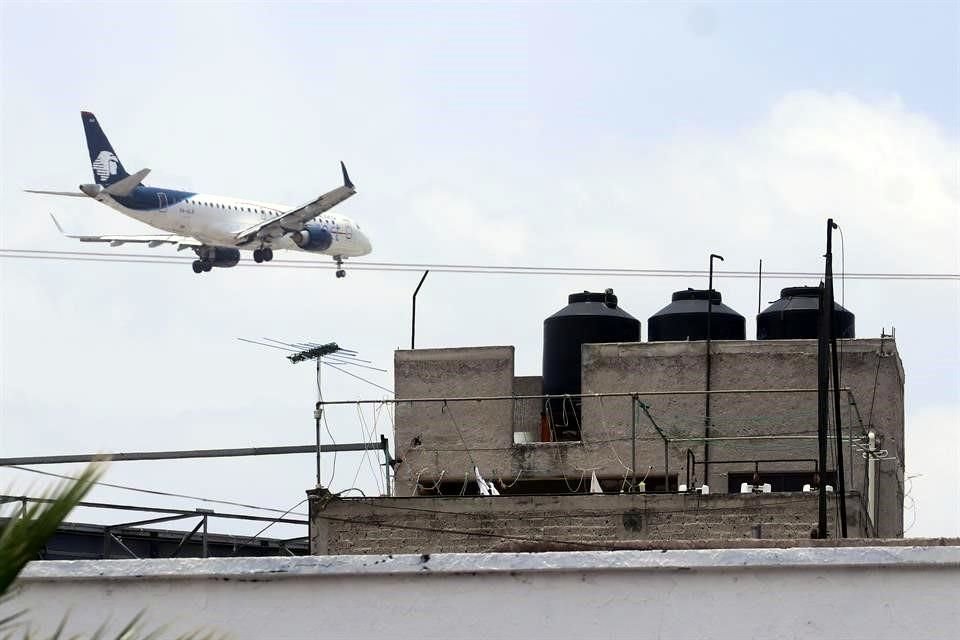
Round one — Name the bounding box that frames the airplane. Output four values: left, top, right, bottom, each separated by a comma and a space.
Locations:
27, 111, 371, 277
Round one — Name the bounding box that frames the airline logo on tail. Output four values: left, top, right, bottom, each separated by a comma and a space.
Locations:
92, 150, 119, 180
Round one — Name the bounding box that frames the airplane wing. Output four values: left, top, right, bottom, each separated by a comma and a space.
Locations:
234, 161, 356, 245
50, 214, 203, 250
26, 189, 88, 198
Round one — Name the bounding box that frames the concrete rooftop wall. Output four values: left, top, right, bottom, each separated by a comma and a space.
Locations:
9, 546, 959, 639
311, 492, 865, 555
392, 339, 904, 536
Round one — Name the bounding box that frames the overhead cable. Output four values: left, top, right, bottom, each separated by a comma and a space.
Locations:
4, 465, 308, 518
1, 249, 956, 280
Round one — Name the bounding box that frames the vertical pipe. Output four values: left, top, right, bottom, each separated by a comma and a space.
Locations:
867, 431, 877, 530
867, 431, 877, 535
315, 358, 323, 488
816, 227, 831, 538
826, 220, 848, 537
757, 259, 763, 315
831, 336, 849, 537
705, 254, 724, 486
411, 270, 430, 350
202, 515, 208, 558
381, 435, 391, 497
664, 440, 670, 492
631, 396, 638, 491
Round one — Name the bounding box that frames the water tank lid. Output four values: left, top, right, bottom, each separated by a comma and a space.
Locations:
568, 290, 618, 307
779, 286, 821, 298
671, 288, 722, 303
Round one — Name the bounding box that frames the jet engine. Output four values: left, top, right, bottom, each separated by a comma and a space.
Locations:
290, 223, 333, 252
79, 183, 102, 197
210, 247, 240, 268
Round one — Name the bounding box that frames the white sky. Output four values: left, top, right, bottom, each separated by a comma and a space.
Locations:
1, 2, 957, 540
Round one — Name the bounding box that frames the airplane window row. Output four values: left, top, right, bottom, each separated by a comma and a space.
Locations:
190, 199, 278, 217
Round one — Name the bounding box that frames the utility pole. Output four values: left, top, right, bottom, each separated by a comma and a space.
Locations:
704, 253, 723, 487
816, 219, 842, 538
824, 220, 848, 537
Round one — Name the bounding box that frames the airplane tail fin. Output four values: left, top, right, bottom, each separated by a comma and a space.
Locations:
81, 111, 129, 186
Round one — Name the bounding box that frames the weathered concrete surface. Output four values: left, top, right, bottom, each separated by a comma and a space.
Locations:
391, 339, 904, 537
9, 547, 960, 639
581, 338, 904, 537
310, 492, 865, 555
394, 346, 515, 493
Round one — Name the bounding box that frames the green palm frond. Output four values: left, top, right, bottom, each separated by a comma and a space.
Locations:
0, 464, 230, 639
0, 464, 104, 593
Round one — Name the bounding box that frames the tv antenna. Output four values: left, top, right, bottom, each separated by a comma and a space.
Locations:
238, 338, 384, 489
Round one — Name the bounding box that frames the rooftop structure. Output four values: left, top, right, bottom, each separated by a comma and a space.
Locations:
310, 333, 904, 554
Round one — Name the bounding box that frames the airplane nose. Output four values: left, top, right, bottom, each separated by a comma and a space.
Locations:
360, 232, 372, 255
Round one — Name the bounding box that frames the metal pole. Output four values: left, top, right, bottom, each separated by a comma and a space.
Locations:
202, 514, 209, 558
0, 442, 384, 466
758, 259, 763, 314
826, 219, 848, 537
664, 440, 670, 492
411, 270, 429, 349
705, 253, 724, 486
867, 431, 877, 529
816, 223, 832, 539
631, 396, 638, 491
315, 355, 323, 489
381, 434, 391, 497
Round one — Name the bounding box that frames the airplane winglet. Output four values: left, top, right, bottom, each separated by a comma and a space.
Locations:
49, 213, 65, 235
341, 161, 354, 190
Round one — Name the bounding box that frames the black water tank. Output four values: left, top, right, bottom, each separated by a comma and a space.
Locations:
542, 290, 640, 439
757, 286, 855, 340
647, 289, 746, 341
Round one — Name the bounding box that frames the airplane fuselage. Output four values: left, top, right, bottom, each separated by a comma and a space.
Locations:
98, 185, 371, 257
31, 111, 369, 275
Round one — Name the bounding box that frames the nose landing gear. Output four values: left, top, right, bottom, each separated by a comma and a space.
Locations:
334, 255, 346, 278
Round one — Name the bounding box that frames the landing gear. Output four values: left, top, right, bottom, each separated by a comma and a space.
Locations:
192, 259, 212, 274
253, 247, 274, 263
334, 255, 346, 278
336, 269, 346, 278
190, 246, 238, 273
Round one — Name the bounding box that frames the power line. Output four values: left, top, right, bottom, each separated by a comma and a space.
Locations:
0, 494, 307, 526
3, 465, 309, 518
323, 361, 394, 394
1, 249, 956, 280
231, 499, 309, 554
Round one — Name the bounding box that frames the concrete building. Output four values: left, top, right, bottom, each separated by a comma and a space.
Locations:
310, 336, 904, 554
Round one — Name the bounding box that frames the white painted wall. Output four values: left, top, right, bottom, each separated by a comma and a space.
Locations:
6, 547, 959, 640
